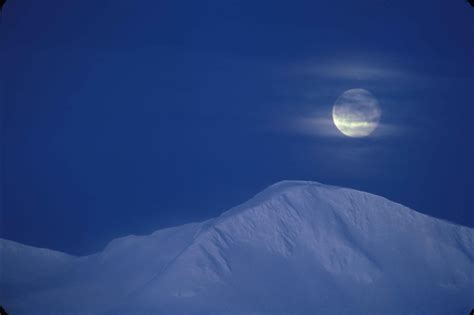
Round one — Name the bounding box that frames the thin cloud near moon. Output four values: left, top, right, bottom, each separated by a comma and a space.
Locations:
287, 89, 400, 139
281, 57, 425, 140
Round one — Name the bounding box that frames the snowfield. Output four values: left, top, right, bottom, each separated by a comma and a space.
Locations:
1, 181, 473, 314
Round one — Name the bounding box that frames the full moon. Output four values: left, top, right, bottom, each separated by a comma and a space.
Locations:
332, 88, 381, 137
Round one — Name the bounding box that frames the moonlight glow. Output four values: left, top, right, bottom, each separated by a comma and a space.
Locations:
332, 88, 381, 137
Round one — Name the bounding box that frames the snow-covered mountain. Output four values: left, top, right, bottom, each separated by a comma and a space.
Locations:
1, 181, 473, 314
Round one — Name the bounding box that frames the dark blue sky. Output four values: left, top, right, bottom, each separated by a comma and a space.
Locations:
1, 0, 473, 255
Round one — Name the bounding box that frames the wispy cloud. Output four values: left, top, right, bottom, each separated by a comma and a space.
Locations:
289, 114, 402, 139
288, 57, 417, 82
279, 56, 421, 139
296, 62, 408, 81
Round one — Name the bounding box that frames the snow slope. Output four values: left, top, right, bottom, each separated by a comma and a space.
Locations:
1, 181, 473, 314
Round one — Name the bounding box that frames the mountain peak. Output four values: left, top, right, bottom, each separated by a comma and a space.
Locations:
247, 180, 332, 202
216, 180, 392, 227
217, 180, 334, 219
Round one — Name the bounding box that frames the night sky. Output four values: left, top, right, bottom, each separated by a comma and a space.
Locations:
1, 0, 473, 255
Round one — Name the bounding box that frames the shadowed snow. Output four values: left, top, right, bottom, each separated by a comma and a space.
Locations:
1, 181, 473, 314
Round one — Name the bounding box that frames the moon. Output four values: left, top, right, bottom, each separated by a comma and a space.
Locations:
332, 88, 381, 137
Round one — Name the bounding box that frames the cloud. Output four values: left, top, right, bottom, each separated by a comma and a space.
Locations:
289, 57, 415, 82
292, 116, 341, 138
303, 63, 406, 81
279, 57, 420, 139
288, 114, 402, 139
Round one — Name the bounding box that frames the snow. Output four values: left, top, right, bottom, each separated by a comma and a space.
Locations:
1, 181, 473, 314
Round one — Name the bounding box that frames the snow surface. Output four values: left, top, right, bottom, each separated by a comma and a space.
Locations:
1, 181, 473, 314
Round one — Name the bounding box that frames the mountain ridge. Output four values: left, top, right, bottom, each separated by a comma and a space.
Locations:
1, 180, 469, 256
1, 181, 473, 314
